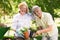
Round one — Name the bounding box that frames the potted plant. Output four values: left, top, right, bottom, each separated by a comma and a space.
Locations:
20, 27, 29, 39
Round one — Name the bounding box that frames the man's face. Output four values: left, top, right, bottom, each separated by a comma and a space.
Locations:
20, 6, 27, 15
34, 8, 42, 18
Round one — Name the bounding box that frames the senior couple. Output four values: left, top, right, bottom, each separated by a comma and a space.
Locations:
12, 2, 58, 40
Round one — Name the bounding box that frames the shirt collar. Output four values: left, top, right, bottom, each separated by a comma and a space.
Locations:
34, 12, 44, 19
18, 12, 28, 16
41, 12, 44, 19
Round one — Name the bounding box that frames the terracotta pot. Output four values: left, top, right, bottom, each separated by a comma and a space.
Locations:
23, 31, 29, 39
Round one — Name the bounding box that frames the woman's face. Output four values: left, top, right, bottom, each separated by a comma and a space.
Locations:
34, 8, 42, 18
20, 6, 27, 15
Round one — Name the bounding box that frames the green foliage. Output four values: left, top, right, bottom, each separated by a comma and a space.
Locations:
0, 0, 12, 15
0, 27, 10, 39
0, 0, 60, 17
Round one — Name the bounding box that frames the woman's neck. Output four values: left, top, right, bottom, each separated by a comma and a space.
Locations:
19, 13, 26, 16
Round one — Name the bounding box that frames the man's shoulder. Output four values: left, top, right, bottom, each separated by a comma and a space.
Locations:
42, 12, 51, 16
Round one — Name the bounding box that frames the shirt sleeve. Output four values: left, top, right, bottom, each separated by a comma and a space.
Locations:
11, 16, 18, 30
46, 13, 54, 25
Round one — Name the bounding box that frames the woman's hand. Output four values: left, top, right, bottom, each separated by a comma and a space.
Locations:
10, 29, 16, 32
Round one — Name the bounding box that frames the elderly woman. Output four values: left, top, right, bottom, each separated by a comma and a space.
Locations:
12, 2, 32, 40
32, 6, 58, 40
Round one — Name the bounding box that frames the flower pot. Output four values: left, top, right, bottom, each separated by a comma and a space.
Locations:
23, 31, 29, 39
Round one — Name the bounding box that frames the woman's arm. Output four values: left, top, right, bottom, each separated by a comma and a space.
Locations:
11, 16, 18, 32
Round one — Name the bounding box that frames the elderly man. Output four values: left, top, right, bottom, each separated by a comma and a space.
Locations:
32, 6, 58, 40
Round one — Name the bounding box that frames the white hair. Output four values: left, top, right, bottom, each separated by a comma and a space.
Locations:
32, 5, 41, 12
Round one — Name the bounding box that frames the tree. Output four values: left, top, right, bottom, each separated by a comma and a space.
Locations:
0, 0, 60, 18
0, 0, 12, 15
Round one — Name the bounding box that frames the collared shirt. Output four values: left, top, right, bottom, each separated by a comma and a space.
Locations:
34, 12, 58, 36
12, 13, 32, 36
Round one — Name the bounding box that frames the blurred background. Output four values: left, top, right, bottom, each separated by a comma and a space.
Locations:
0, 0, 60, 40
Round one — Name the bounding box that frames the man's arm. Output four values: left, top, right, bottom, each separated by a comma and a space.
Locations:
36, 13, 54, 35
36, 25, 52, 34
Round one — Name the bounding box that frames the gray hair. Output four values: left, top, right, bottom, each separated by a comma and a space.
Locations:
32, 5, 41, 12
32, 6, 41, 18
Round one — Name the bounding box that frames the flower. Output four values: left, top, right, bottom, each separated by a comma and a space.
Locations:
20, 26, 28, 33
30, 20, 38, 32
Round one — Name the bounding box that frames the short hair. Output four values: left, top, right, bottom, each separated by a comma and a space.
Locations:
32, 5, 41, 12
18, 2, 29, 13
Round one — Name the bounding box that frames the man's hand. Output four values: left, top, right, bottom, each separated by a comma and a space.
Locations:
32, 33, 38, 37
32, 30, 41, 37
36, 30, 41, 35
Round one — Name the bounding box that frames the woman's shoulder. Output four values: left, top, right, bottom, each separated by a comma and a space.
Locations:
26, 13, 33, 19
26, 13, 32, 17
13, 13, 20, 18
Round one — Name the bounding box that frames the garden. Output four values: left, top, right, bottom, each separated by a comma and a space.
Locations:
0, 0, 60, 40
